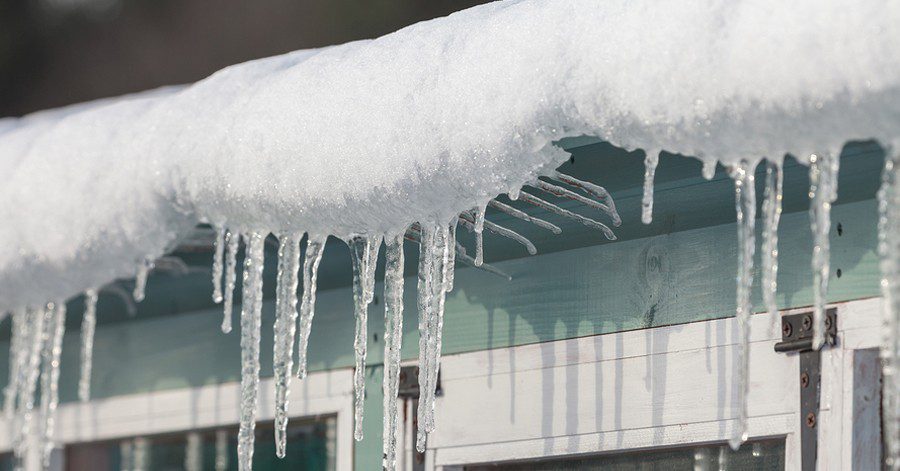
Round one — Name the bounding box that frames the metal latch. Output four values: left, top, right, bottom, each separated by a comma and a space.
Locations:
396, 366, 442, 470
774, 309, 837, 471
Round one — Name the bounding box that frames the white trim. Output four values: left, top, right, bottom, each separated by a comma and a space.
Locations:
0, 367, 355, 471
429, 298, 884, 469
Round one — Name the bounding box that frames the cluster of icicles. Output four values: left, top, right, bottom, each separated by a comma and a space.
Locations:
7, 144, 900, 470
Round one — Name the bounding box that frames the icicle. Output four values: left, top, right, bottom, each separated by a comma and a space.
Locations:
641, 149, 660, 224
133, 258, 154, 302
185, 432, 202, 471
382, 234, 405, 471
296, 236, 326, 379
459, 213, 537, 255
14, 306, 48, 461
415, 223, 450, 452
39, 301, 66, 467
809, 152, 840, 350
133, 437, 149, 471
348, 235, 379, 441
238, 232, 266, 471
215, 429, 229, 471
551, 171, 621, 225
702, 159, 717, 180
273, 233, 302, 458
79, 289, 98, 402
3, 309, 26, 417
517, 192, 617, 240
533, 179, 619, 225
474, 205, 486, 266
222, 230, 239, 333
879, 145, 900, 470
728, 161, 757, 450
212, 225, 227, 303
488, 199, 562, 234
455, 242, 512, 280
761, 161, 784, 335
444, 221, 457, 292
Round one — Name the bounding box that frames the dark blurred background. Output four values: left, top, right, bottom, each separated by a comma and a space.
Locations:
0, 0, 490, 116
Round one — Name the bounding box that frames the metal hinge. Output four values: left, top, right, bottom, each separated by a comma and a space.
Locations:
774, 308, 837, 471
396, 366, 442, 470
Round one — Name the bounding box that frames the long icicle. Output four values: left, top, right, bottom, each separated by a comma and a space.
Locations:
15, 306, 48, 461
79, 289, 98, 402
533, 179, 619, 225
211, 225, 227, 303
296, 236, 326, 379
641, 149, 660, 224
427, 223, 452, 435
39, 301, 66, 467
273, 233, 302, 458
761, 161, 784, 335
238, 232, 266, 471
348, 235, 378, 441
517, 192, 617, 240
185, 432, 202, 471
809, 152, 840, 350
382, 234, 405, 471
416, 224, 437, 452
879, 144, 900, 469
459, 213, 537, 255
3, 309, 26, 417
729, 161, 757, 450
222, 230, 239, 333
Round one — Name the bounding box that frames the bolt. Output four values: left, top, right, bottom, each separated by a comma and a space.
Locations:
802, 315, 812, 331
806, 412, 817, 428
782, 321, 793, 338
800, 372, 810, 388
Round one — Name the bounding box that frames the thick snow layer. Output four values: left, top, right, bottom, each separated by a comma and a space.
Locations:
1, 0, 899, 310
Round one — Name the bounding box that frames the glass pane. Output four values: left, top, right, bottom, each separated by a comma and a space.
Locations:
465, 438, 784, 471
65, 416, 335, 471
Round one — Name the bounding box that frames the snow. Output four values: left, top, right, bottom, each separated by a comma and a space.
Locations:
0, 0, 899, 468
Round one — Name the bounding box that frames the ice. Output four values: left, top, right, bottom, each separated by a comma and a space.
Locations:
0, 0, 898, 465
761, 161, 784, 334
222, 230, 239, 334
14, 307, 47, 461
185, 432, 202, 471
120, 439, 134, 471
879, 144, 900, 468
488, 199, 562, 235
273, 232, 301, 458
39, 301, 66, 467
237, 232, 265, 471
728, 161, 757, 450
132, 258, 154, 302
474, 206, 486, 267
348, 236, 379, 441
809, 152, 840, 350
3, 309, 26, 418
416, 222, 452, 452
702, 160, 718, 180
641, 149, 660, 225
133, 437, 149, 471
550, 171, 621, 226
296, 236, 325, 379
382, 234, 405, 471
211, 225, 226, 303
79, 289, 98, 402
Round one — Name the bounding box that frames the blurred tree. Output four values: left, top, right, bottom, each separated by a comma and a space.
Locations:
0, 0, 489, 116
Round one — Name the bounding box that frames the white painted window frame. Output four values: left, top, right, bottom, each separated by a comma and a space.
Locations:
419, 298, 884, 471
0, 368, 355, 471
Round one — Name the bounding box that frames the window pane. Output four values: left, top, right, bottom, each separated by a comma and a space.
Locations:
65, 416, 335, 471
465, 438, 784, 471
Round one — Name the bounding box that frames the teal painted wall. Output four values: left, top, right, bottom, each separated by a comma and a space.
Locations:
0, 141, 887, 469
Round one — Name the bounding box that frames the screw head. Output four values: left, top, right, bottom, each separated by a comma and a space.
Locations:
800, 372, 810, 388
824, 315, 833, 330
802, 315, 812, 331
782, 321, 793, 337
805, 412, 817, 428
